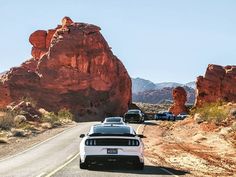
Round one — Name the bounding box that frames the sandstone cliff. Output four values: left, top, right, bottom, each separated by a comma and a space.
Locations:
195, 64, 236, 107
0, 17, 131, 121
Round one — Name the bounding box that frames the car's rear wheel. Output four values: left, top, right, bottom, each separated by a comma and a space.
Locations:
80, 158, 88, 169
135, 162, 144, 170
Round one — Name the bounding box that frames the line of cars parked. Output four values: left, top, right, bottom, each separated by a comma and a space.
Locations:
154, 111, 189, 121
123, 109, 189, 122
79, 115, 145, 170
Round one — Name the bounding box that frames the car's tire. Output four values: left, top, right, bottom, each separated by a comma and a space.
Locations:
168, 116, 170, 121
135, 162, 144, 170
139, 118, 144, 124
80, 159, 88, 169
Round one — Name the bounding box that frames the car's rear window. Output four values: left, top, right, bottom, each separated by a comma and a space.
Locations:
105, 118, 121, 122
127, 110, 139, 114
91, 126, 131, 135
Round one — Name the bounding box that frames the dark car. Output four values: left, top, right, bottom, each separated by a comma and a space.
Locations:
154, 111, 175, 121
123, 109, 145, 123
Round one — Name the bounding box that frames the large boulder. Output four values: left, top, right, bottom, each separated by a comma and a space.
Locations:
195, 64, 236, 107
169, 86, 188, 115
0, 17, 132, 121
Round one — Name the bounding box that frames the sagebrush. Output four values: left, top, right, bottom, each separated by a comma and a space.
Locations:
0, 110, 17, 130
192, 102, 229, 124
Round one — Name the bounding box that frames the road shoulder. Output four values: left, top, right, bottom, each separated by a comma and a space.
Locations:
0, 122, 77, 160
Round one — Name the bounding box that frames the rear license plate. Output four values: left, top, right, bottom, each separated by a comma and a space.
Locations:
107, 148, 118, 154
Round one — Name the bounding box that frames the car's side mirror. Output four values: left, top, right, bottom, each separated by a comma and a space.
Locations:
137, 134, 145, 138
80, 134, 85, 138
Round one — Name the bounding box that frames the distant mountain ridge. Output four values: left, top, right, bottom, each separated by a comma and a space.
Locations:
132, 78, 195, 94
132, 77, 195, 104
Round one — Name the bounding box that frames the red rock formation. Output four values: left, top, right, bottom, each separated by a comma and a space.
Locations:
0, 17, 131, 121
29, 30, 48, 60
195, 64, 236, 107
61, 16, 73, 28
169, 87, 188, 115
29, 24, 62, 60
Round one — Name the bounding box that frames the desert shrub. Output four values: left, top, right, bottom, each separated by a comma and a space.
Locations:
17, 122, 33, 130
58, 108, 73, 121
42, 112, 60, 125
20, 96, 37, 108
0, 110, 17, 130
192, 102, 229, 125
42, 109, 73, 126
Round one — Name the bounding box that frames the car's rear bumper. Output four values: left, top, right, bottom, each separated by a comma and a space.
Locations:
84, 155, 142, 164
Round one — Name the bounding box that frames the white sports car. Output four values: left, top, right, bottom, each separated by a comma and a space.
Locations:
79, 124, 144, 170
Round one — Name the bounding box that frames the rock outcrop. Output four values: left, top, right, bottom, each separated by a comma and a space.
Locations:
195, 64, 236, 107
169, 87, 188, 115
0, 17, 131, 121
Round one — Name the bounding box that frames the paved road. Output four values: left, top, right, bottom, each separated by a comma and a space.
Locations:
0, 121, 187, 177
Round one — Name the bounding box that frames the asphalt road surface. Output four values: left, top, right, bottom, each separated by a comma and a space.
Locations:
0, 121, 188, 177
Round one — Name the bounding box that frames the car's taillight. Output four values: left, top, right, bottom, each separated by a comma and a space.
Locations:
128, 139, 140, 146
85, 139, 96, 146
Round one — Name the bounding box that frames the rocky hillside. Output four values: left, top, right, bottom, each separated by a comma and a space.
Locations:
132, 77, 195, 104
143, 102, 236, 176
0, 17, 131, 121
132, 77, 195, 94
133, 86, 195, 104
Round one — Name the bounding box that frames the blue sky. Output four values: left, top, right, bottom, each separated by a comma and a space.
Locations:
0, 0, 235, 83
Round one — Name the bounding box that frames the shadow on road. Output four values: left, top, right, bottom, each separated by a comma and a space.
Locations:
128, 121, 158, 126
143, 121, 158, 126
88, 164, 189, 175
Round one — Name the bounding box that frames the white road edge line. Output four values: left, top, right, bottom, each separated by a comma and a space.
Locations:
45, 152, 80, 177
138, 123, 179, 177
136, 124, 142, 134
66, 154, 73, 161
0, 124, 78, 162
